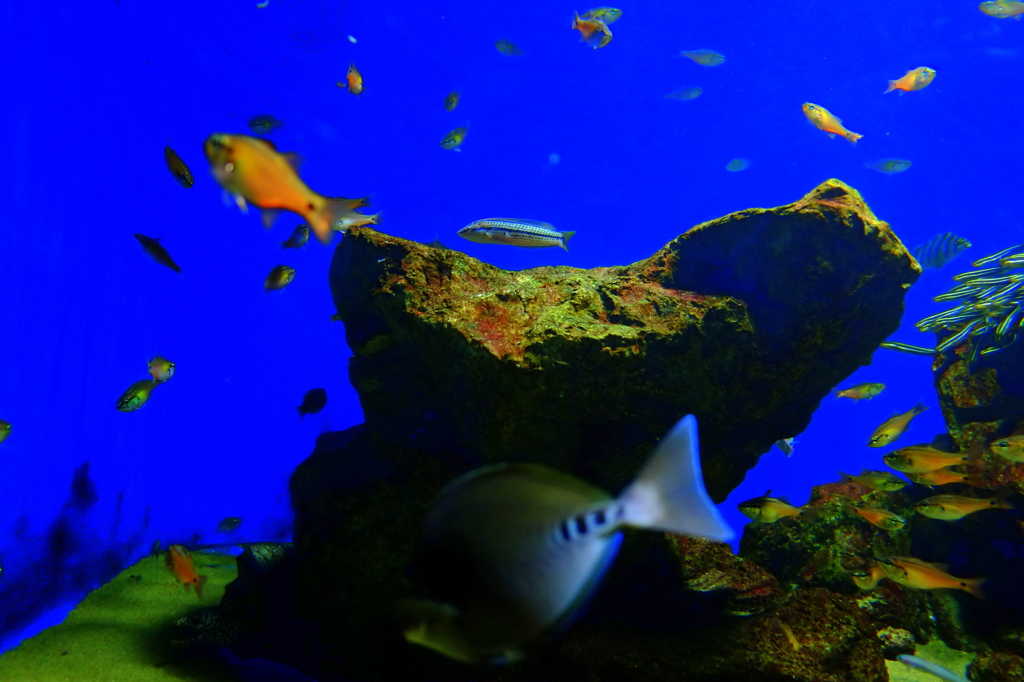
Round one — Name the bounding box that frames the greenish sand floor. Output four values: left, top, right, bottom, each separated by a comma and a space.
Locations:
0, 552, 241, 681
885, 638, 975, 682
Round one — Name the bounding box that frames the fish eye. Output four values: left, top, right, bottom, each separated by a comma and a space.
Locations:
995, 441, 1009, 447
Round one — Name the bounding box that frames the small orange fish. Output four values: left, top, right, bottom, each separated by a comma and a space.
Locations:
876, 556, 985, 598
914, 493, 1011, 521
148, 356, 175, 384
907, 467, 970, 487
165, 545, 206, 600
571, 12, 612, 49
203, 134, 359, 244
844, 501, 905, 530
802, 102, 863, 144
868, 402, 927, 447
345, 63, 364, 95
852, 563, 888, 590
836, 382, 886, 401
884, 67, 936, 94
883, 445, 966, 473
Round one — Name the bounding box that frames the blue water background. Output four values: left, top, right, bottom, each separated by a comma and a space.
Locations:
1, 0, 1021, 652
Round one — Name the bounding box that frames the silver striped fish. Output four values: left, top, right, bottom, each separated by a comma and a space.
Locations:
458, 218, 576, 250
912, 233, 972, 271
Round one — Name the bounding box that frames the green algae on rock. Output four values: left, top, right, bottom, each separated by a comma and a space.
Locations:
330, 179, 919, 502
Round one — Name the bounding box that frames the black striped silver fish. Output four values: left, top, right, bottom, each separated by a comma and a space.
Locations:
912, 233, 972, 271
458, 218, 576, 250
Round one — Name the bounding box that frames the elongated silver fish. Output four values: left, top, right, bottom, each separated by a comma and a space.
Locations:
400, 414, 733, 664
912, 233, 972, 271
879, 341, 937, 355
896, 655, 969, 682
457, 218, 576, 250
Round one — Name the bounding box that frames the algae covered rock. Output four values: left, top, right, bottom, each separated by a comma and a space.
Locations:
331, 179, 918, 502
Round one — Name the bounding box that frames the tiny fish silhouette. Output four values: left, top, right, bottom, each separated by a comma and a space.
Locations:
297, 388, 327, 417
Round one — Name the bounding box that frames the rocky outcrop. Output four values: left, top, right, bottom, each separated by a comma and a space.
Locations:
330, 179, 919, 502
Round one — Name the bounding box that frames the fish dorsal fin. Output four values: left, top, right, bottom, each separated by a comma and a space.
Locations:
282, 151, 302, 171
618, 414, 734, 541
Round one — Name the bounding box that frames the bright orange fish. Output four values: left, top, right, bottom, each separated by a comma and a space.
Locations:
166, 545, 207, 600
907, 466, 971, 487
883, 445, 966, 473
345, 63, 364, 95
802, 102, 863, 144
203, 134, 359, 244
884, 67, 936, 94
876, 556, 985, 598
844, 501, 905, 530
571, 12, 612, 49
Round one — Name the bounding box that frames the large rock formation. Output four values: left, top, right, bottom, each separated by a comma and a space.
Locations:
330, 179, 919, 502
274, 180, 922, 679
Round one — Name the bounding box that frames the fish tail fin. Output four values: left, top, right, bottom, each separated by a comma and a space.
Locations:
884, 81, 896, 94
560, 231, 577, 251
838, 471, 854, 483
618, 415, 734, 541
996, 488, 1013, 510
572, 11, 580, 29
195, 575, 207, 600
841, 499, 857, 515
912, 401, 928, 416
797, 506, 823, 522
370, 212, 383, 224
310, 198, 356, 243
845, 131, 863, 144
962, 577, 986, 599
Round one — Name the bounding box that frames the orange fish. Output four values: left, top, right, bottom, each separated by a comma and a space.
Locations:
876, 556, 985, 598
868, 402, 927, 447
907, 467, 970, 487
914, 493, 1011, 521
345, 63, 364, 95
883, 445, 966, 473
571, 12, 612, 49
802, 102, 863, 144
844, 501, 905, 530
851, 562, 887, 590
884, 67, 936, 94
203, 134, 359, 244
165, 545, 206, 600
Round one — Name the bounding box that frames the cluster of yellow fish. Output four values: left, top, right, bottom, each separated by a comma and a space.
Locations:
739, 381, 1022, 600
115, 356, 175, 413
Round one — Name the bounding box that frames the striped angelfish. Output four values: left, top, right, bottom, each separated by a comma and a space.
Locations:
457, 218, 576, 250
911, 233, 972, 271
400, 414, 733, 664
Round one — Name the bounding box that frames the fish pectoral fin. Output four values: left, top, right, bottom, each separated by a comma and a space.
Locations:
234, 195, 249, 214
261, 209, 282, 229
282, 152, 303, 172
827, 133, 836, 139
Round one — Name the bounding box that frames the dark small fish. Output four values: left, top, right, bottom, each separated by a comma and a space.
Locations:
864, 158, 911, 174
282, 225, 310, 249
134, 233, 182, 273
247, 115, 284, 134
297, 388, 327, 417
495, 40, 524, 56
912, 233, 972, 270
217, 517, 242, 533
0, 419, 10, 444
265, 265, 296, 291
164, 146, 194, 188
444, 90, 461, 112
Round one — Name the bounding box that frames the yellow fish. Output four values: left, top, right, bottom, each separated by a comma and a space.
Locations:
265, 265, 296, 291
838, 469, 907, 491
979, 0, 1024, 18
876, 556, 985, 598
679, 49, 725, 66
835, 382, 886, 401
148, 356, 175, 384
914, 494, 1011, 521
116, 379, 157, 412
884, 67, 936, 94
990, 435, 1024, 462
844, 501, 905, 530
203, 134, 358, 244
440, 127, 468, 151
0, 419, 10, 444
907, 467, 971, 487
581, 7, 622, 23
737, 492, 813, 523
802, 102, 863, 144
868, 402, 926, 447
851, 563, 888, 590
443, 90, 460, 112
572, 12, 613, 49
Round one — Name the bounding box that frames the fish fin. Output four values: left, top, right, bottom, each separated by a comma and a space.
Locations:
195, 575, 207, 600
841, 499, 857, 515
399, 599, 479, 663
827, 133, 836, 139
560, 231, 577, 251
962, 577, 986, 599
911, 401, 928, 416
884, 81, 896, 94
797, 507, 823, 522
261, 209, 281, 229
845, 131, 863, 145
996, 488, 1013, 510
308, 198, 360, 244
282, 152, 302, 171
235, 195, 249, 214
838, 471, 853, 483
617, 414, 734, 541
